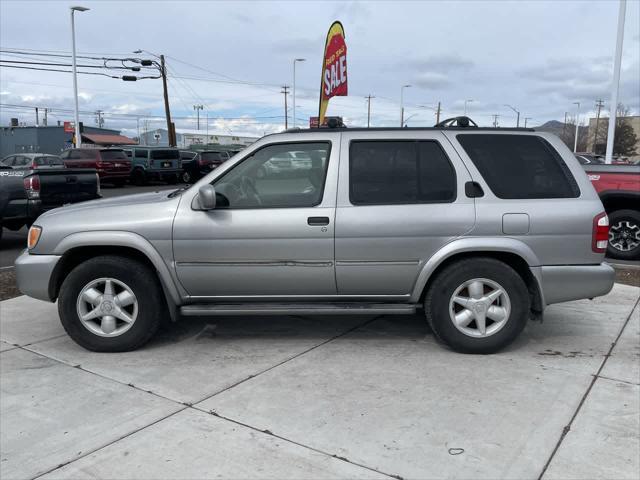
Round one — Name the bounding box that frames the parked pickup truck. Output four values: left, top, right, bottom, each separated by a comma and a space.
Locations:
581, 163, 640, 260
0, 163, 100, 241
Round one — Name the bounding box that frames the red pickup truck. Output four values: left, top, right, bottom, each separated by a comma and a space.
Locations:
580, 162, 640, 260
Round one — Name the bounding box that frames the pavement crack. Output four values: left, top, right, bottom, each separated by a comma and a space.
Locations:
203, 409, 404, 480
537, 295, 640, 479
191, 316, 378, 405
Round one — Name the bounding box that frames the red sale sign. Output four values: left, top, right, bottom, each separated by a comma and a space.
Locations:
318, 21, 347, 126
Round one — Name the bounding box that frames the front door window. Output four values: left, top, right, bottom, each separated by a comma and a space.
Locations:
213, 142, 330, 209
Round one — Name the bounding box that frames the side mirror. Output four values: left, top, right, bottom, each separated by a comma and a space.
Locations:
197, 184, 216, 210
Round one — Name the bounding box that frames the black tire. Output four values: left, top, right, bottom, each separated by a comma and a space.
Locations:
58, 255, 166, 352
424, 257, 530, 354
181, 171, 192, 184
606, 209, 640, 261
131, 168, 147, 186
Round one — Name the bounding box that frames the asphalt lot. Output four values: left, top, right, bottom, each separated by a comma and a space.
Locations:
1, 284, 638, 479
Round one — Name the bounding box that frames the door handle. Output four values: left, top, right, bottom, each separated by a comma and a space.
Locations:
308, 216, 330, 226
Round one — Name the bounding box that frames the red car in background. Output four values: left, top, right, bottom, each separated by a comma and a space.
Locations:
579, 158, 640, 260
60, 148, 132, 186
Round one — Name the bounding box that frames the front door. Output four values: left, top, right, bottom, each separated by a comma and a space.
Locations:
173, 138, 339, 298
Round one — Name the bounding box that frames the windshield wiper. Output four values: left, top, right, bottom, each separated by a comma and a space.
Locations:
168, 186, 188, 198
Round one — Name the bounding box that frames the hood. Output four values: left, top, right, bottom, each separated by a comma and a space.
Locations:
40, 190, 176, 219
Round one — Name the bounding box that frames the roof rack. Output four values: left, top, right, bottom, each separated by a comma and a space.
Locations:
281, 116, 534, 133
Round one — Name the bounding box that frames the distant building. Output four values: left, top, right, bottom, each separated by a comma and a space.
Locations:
0, 125, 135, 158
586, 115, 640, 157
139, 128, 258, 148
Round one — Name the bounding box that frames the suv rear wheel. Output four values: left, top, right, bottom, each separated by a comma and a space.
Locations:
425, 258, 530, 354
58, 255, 165, 352
607, 209, 640, 260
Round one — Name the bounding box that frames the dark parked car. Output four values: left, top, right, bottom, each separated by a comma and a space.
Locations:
60, 148, 131, 186
179, 150, 231, 183
0, 155, 100, 241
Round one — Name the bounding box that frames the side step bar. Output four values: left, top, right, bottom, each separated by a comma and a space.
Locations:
180, 302, 417, 317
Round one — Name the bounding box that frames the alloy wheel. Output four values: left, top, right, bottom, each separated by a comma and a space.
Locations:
609, 220, 640, 252
76, 278, 138, 337
448, 278, 511, 338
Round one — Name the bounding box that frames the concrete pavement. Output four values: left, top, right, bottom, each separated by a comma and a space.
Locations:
1, 284, 639, 479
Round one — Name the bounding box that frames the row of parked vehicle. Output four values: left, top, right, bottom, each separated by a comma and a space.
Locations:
0, 146, 242, 241
0, 146, 242, 187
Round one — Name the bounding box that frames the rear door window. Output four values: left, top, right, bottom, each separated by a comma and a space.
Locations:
349, 140, 457, 205
100, 150, 128, 161
34, 156, 64, 166
150, 149, 179, 160
457, 134, 580, 199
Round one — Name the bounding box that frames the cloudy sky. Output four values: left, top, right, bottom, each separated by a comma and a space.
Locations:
1, 0, 638, 138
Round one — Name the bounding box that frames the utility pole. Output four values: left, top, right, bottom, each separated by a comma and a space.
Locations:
524, 117, 532, 128
159, 54, 175, 146
95, 110, 104, 128
43, 108, 48, 126
400, 84, 411, 127
492, 114, 500, 128
365, 95, 374, 128
435, 102, 442, 124
593, 99, 604, 152
281, 86, 290, 129
35, 107, 39, 126
563, 111, 568, 141
193, 104, 203, 130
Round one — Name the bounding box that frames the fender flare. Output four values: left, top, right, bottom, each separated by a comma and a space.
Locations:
52, 230, 183, 307
409, 237, 544, 305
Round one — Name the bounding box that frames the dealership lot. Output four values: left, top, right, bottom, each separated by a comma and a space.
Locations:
1, 283, 638, 479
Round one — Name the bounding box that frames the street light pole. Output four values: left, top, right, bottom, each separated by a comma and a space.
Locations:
464, 99, 474, 115
292, 58, 306, 128
573, 101, 581, 153
400, 84, 411, 127
605, 0, 627, 164
524, 117, 532, 128
504, 104, 520, 127
70, 6, 89, 148
193, 104, 203, 130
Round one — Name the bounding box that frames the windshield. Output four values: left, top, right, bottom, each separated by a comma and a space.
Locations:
150, 149, 179, 160
34, 156, 64, 166
100, 150, 128, 161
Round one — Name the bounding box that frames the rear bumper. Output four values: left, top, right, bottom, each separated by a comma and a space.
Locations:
147, 169, 182, 178
14, 250, 60, 302
541, 263, 615, 306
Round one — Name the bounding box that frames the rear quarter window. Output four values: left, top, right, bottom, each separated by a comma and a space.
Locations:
456, 134, 580, 199
100, 150, 128, 161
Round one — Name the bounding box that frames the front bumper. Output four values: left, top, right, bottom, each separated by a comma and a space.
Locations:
14, 250, 60, 302
541, 263, 615, 306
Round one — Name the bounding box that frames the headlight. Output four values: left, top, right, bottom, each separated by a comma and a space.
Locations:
27, 225, 42, 250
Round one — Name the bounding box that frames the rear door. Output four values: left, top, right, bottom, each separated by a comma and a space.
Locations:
335, 130, 476, 297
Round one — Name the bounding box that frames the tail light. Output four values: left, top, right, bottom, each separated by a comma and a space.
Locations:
592, 212, 609, 253
24, 175, 41, 199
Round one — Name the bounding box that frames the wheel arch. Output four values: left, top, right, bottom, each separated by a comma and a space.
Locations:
411, 238, 545, 314
49, 231, 182, 319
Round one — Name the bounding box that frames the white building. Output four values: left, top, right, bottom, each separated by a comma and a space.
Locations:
140, 128, 258, 148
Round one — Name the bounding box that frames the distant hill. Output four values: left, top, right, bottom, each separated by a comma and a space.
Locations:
535, 120, 589, 150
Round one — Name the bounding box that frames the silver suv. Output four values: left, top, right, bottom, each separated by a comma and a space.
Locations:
15, 127, 615, 353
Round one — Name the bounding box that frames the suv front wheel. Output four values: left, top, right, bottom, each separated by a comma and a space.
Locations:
58, 255, 165, 352
425, 258, 530, 354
